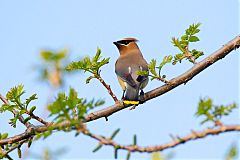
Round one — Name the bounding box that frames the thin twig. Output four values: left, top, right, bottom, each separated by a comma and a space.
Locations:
184, 46, 197, 64
83, 124, 240, 153
25, 110, 50, 126
95, 75, 119, 102
2, 139, 28, 157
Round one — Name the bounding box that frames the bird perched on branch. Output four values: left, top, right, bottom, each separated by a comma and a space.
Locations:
113, 38, 149, 105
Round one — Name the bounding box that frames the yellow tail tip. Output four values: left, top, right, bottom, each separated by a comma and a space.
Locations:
123, 100, 139, 105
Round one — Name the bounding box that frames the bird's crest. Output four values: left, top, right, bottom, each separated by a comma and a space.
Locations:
114, 38, 138, 46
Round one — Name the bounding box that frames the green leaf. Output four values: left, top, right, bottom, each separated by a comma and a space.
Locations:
148, 59, 157, 76
92, 48, 101, 64
191, 49, 204, 59
23, 116, 31, 124
158, 55, 173, 74
17, 147, 22, 158
65, 57, 91, 72
186, 23, 201, 36
126, 152, 131, 160
185, 28, 191, 35
94, 99, 105, 107
48, 88, 105, 123
55, 49, 68, 61
137, 70, 149, 76
92, 144, 103, 152
172, 53, 184, 65
196, 97, 237, 125
1, 133, 8, 139
40, 51, 54, 61
66, 48, 110, 75
171, 37, 185, 53
48, 92, 67, 114
67, 87, 79, 109
26, 94, 37, 107
225, 143, 238, 160
43, 130, 53, 139
97, 57, 110, 69
193, 29, 200, 34
172, 23, 201, 65
110, 128, 120, 139
86, 76, 95, 84
114, 148, 118, 159
133, 134, 137, 145
29, 106, 36, 114
9, 115, 19, 128
40, 50, 67, 62
181, 35, 188, 40
28, 138, 33, 148
6, 84, 25, 102
196, 98, 213, 116
189, 36, 200, 42
0, 104, 14, 113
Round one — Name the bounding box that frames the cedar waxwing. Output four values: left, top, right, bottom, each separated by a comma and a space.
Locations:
114, 38, 149, 105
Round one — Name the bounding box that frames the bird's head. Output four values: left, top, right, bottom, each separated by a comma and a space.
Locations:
113, 38, 139, 55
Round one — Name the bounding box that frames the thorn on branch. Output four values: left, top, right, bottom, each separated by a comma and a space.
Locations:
105, 116, 108, 121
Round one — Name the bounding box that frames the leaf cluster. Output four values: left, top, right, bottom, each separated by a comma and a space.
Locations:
138, 23, 203, 82
171, 23, 203, 64
48, 87, 105, 124
195, 98, 237, 125
138, 57, 172, 81
65, 48, 110, 83
0, 85, 38, 128
40, 49, 68, 62
38, 49, 68, 87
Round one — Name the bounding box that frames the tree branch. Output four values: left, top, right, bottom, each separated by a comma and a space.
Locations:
0, 35, 239, 148
25, 110, 50, 126
84, 35, 240, 122
83, 124, 240, 153
0, 121, 71, 145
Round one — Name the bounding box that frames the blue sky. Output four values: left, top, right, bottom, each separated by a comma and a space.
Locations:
0, 0, 239, 159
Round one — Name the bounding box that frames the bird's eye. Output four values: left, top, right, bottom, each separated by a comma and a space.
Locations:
118, 40, 129, 45
123, 40, 129, 45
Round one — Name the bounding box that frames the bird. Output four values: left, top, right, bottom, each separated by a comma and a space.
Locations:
113, 38, 149, 105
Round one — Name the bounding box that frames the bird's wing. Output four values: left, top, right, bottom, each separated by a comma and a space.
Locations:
116, 70, 137, 88
115, 60, 137, 88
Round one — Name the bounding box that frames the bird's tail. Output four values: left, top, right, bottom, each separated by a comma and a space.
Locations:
123, 85, 139, 105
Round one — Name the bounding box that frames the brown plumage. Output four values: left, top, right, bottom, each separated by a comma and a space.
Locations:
113, 38, 149, 104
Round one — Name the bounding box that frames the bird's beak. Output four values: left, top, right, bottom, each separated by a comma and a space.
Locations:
113, 41, 119, 46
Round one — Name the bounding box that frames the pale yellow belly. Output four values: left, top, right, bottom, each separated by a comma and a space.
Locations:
117, 76, 126, 91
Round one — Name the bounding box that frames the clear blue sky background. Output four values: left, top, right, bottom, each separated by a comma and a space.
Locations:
0, 0, 239, 159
